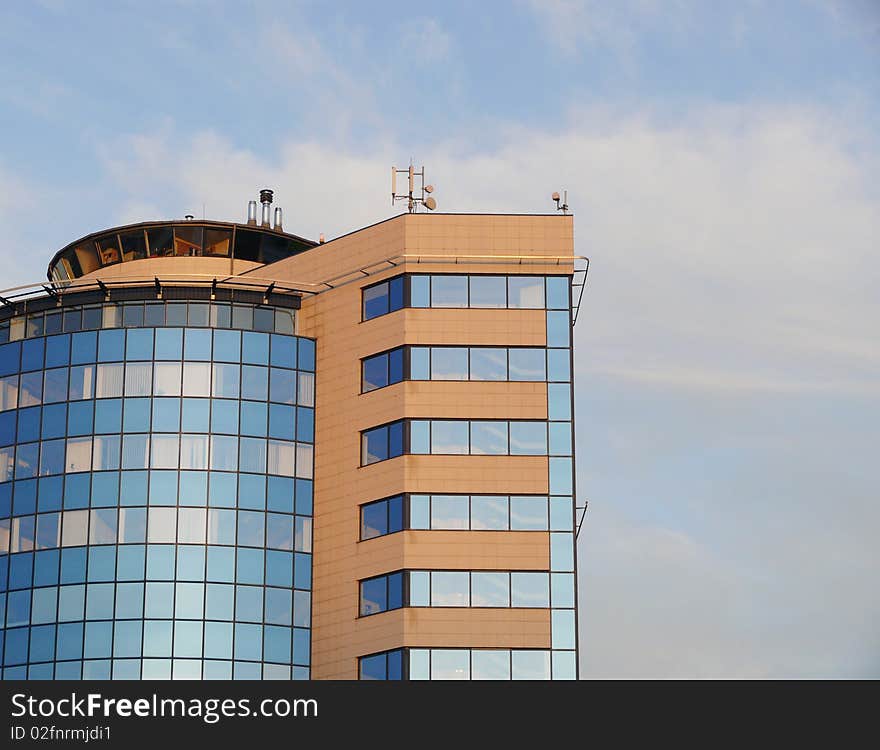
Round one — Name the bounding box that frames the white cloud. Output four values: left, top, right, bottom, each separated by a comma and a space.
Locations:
95, 104, 880, 398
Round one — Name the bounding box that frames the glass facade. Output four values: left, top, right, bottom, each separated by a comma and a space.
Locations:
360, 493, 565, 539
361, 274, 568, 321
356, 273, 577, 678
0, 301, 315, 680
362, 345, 570, 392
361, 419, 564, 464
0, 299, 298, 345
359, 570, 558, 615
359, 647, 575, 681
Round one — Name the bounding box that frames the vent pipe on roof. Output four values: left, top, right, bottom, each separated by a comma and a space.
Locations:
273, 207, 283, 232
247, 200, 258, 225
259, 189, 273, 227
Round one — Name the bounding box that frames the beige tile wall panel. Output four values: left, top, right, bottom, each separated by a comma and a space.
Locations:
355, 380, 548, 426
352, 531, 551, 580
285, 212, 573, 680
312, 609, 552, 679
403, 456, 550, 495
401, 609, 551, 650
391, 381, 547, 420
252, 213, 574, 291
403, 309, 547, 347
78, 256, 262, 283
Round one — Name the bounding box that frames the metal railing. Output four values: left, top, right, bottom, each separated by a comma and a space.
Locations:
1, 252, 590, 324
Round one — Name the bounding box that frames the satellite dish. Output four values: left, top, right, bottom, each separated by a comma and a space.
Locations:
424, 184, 434, 194
424, 197, 437, 211
552, 191, 560, 201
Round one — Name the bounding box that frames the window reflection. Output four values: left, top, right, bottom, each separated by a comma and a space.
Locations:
512, 650, 551, 680
146, 227, 174, 260
174, 226, 203, 256
431, 348, 468, 380
469, 276, 506, 308
473, 650, 511, 680
431, 421, 469, 454
118, 232, 145, 263
427, 650, 469, 680
72, 243, 101, 276
203, 229, 232, 257
0, 313, 317, 679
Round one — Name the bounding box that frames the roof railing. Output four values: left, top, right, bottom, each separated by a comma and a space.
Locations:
3, 252, 590, 324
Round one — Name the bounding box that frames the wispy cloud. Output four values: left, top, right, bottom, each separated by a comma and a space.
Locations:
89, 102, 880, 404
521, 0, 692, 58
398, 17, 452, 63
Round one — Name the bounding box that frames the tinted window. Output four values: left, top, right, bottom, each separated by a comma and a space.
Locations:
470, 348, 506, 380
363, 283, 389, 320
508, 348, 546, 381
470, 421, 508, 455
431, 276, 468, 307
431, 421, 469, 454
361, 502, 388, 540
362, 425, 388, 465
119, 231, 145, 262
431, 495, 468, 530
431, 348, 468, 380
469, 276, 506, 307
508, 277, 545, 308
362, 352, 389, 392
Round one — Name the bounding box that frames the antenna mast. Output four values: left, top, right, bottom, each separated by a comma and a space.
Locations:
551, 190, 570, 214
391, 162, 438, 213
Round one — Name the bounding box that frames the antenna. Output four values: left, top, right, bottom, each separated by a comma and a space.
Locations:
391, 162, 438, 213
552, 190, 569, 214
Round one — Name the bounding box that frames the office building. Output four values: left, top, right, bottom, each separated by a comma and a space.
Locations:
0, 192, 581, 679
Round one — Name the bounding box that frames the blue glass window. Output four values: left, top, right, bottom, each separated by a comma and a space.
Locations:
0, 342, 21, 375
184, 329, 212, 361
152, 398, 180, 432
126, 329, 154, 360
213, 330, 241, 362
431, 421, 468, 454
98, 329, 125, 362
240, 401, 267, 437
21, 339, 45, 372
45, 336, 71, 368
154, 328, 183, 360
361, 500, 388, 540
268, 404, 295, 441
470, 348, 507, 380
242, 332, 269, 365
67, 401, 94, 436
545, 276, 570, 310
363, 276, 405, 320
94, 399, 122, 434
17, 408, 40, 443
508, 348, 546, 381
241, 365, 268, 401
297, 339, 315, 372
469, 276, 507, 308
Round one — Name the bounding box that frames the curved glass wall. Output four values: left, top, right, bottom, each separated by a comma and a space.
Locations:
0, 300, 297, 346
47, 222, 317, 282
0, 302, 316, 680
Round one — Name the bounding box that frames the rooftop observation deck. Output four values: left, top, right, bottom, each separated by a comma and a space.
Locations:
47, 220, 318, 282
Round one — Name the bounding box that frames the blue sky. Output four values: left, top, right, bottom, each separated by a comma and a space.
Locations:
1, 0, 878, 677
